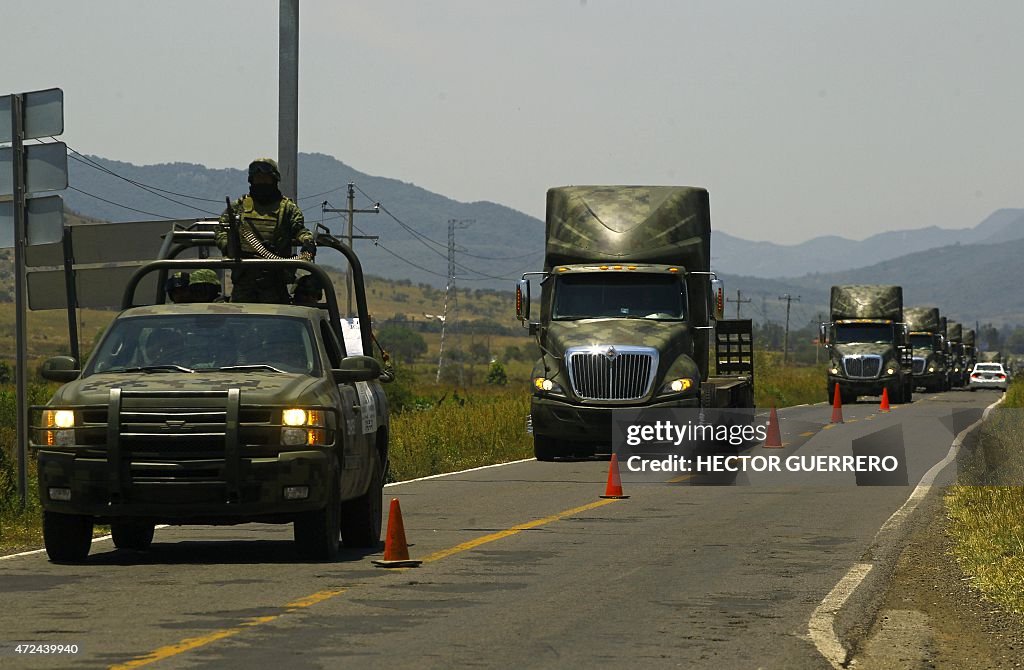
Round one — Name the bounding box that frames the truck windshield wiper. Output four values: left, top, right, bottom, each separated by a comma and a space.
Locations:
216, 364, 287, 373
105, 365, 196, 374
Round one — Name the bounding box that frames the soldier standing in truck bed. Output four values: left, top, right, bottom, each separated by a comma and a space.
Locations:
216, 158, 316, 303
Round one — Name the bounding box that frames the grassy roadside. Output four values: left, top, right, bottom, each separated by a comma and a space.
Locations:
945, 380, 1024, 615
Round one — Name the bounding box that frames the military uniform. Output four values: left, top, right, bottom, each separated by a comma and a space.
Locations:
215, 158, 315, 303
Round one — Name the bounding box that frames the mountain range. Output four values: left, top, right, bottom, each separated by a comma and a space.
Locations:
59, 152, 1024, 326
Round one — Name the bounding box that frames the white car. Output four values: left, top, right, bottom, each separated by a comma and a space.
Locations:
969, 363, 1008, 391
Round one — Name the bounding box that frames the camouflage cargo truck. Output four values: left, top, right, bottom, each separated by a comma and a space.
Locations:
822, 285, 913, 404
946, 321, 964, 388
32, 227, 389, 563
515, 186, 755, 460
904, 306, 949, 393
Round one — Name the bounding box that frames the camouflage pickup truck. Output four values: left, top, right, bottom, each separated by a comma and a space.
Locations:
31, 231, 389, 563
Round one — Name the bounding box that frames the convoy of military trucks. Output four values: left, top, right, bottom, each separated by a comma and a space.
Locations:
24, 182, 1008, 563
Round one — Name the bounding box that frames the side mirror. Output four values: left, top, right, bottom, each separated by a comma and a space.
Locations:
710, 278, 725, 321
515, 279, 531, 322
332, 355, 381, 383
818, 323, 829, 347
40, 355, 80, 383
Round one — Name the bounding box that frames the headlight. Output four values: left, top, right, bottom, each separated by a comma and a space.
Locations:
928, 366, 935, 373
43, 410, 75, 447
659, 378, 694, 395
281, 409, 325, 446
830, 367, 840, 375
886, 368, 895, 375
532, 377, 565, 395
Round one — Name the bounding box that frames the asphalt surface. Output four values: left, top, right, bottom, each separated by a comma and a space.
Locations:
0, 388, 1002, 669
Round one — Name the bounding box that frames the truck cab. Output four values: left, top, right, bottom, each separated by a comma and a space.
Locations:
32, 227, 389, 563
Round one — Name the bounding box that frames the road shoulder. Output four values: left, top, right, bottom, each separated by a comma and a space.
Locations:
853, 489, 1024, 668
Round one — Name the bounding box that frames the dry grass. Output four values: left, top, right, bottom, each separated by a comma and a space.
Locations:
752, 351, 825, 408
945, 380, 1024, 614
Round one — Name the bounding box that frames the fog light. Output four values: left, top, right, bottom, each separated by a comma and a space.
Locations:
281, 427, 307, 446
49, 487, 72, 502
283, 486, 309, 500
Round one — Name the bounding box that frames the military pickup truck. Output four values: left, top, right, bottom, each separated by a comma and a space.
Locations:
516, 185, 755, 460
821, 285, 913, 404
32, 227, 389, 563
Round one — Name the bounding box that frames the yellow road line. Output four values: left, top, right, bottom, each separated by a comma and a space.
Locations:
421, 498, 620, 563
110, 592, 344, 669
667, 473, 694, 483
823, 423, 837, 430
800, 431, 816, 437
110, 499, 622, 668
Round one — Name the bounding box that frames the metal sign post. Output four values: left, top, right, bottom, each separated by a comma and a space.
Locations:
0, 87, 66, 509
10, 94, 28, 508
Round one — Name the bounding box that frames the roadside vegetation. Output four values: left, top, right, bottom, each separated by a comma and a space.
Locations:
946, 380, 1024, 615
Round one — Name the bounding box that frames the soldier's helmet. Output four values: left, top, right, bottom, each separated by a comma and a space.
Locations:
189, 269, 221, 302
248, 158, 281, 182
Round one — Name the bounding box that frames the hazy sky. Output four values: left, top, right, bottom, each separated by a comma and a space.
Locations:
4, 0, 1023, 243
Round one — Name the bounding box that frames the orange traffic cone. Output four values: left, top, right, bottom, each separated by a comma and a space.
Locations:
764, 405, 783, 448
879, 388, 891, 413
600, 453, 630, 499
372, 498, 422, 568
831, 383, 844, 424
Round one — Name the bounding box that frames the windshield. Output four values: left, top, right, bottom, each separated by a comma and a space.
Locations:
833, 323, 894, 345
909, 334, 935, 350
86, 314, 319, 376
553, 273, 686, 320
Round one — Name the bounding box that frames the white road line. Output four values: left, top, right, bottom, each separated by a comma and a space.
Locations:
807, 395, 1004, 668
0, 527, 170, 561
385, 457, 536, 487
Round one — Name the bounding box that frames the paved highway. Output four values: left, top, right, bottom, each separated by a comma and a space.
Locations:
0, 389, 1001, 669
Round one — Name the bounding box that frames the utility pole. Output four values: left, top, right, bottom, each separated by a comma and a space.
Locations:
437, 219, 472, 383
278, 0, 299, 199
779, 294, 800, 364
726, 289, 751, 319
321, 183, 378, 317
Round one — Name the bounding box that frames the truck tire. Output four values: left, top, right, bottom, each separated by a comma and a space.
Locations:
43, 511, 93, 564
533, 436, 560, 462
111, 521, 155, 551
340, 453, 383, 549
294, 463, 342, 561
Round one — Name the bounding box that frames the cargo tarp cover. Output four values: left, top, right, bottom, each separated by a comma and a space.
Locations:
830, 285, 902, 322
904, 307, 941, 333
544, 186, 710, 271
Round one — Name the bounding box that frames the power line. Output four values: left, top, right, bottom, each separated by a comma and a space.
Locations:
60, 142, 223, 211
67, 186, 177, 220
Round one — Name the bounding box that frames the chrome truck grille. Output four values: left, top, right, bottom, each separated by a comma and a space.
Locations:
912, 357, 926, 375
565, 346, 658, 401
843, 355, 882, 379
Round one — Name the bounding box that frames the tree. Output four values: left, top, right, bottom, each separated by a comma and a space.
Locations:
377, 324, 427, 364
486, 361, 508, 385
